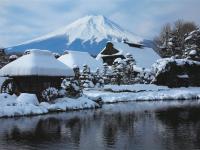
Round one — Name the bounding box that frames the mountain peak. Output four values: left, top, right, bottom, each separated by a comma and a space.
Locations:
22, 15, 141, 44
77, 15, 107, 22
82, 14, 106, 21
7, 15, 143, 55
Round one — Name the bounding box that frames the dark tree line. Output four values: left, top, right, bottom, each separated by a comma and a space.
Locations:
154, 20, 200, 60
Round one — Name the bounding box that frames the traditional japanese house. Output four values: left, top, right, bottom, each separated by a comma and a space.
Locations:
0, 49, 74, 99
96, 42, 125, 66
58, 50, 103, 72
96, 41, 161, 68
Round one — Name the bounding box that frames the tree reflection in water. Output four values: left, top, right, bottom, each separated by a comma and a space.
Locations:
5, 116, 83, 149
0, 101, 200, 150
156, 106, 200, 150
102, 112, 136, 148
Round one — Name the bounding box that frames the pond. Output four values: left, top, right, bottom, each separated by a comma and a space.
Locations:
1, 100, 200, 150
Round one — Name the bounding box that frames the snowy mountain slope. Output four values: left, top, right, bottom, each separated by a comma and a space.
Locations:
6, 15, 143, 55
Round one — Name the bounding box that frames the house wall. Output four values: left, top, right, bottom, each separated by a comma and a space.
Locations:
102, 55, 125, 66
13, 76, 64, 100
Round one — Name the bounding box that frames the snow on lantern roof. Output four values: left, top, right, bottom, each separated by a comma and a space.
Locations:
58, 50, 103, 72
0, 49, 74, 77
97, 42, 161, 68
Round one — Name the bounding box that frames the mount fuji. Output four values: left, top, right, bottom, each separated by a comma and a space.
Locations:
6, 15, 144, 55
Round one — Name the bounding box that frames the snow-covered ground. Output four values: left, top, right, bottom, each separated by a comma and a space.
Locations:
0, 93, 99, 118
84, 85, 200, 103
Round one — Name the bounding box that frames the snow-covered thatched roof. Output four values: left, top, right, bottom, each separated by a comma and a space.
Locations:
58, 50, 103, 72
96, 42, 161, 68
0, 49, 74, 77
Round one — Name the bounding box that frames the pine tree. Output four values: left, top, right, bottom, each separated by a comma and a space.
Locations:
80, 64, 94, 88
154, 20, 198, 57
93, 68, 104, 87
73, 65, 81, 80
124, 53, 136, 84
111, 58, 126, 85
184, 28, 200, 60
102, 63, 112, 84
61, 78, 82, 97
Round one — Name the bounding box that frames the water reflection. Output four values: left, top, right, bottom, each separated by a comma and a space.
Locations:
0, 101, 200, 150
156, 106, 200, 150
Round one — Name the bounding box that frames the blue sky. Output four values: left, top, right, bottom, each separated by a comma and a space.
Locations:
0, 0, 200, 47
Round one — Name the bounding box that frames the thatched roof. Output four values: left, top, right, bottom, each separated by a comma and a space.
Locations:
0, 49, 74, 77
58, 50, 103, 72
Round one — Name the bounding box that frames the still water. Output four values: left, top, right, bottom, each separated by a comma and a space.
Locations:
1, 100, 200, 150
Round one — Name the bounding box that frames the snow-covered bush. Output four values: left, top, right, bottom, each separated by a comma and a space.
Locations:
151, 57, 176, 79
151, 58, 200, 87
82, 80, 94, 88
134, 68, 154, 84
61, 78, 82, 97
17, 93, 39, 105
42, 87, 59, 101
95, 78, 104, 88
58, 88, 67, 97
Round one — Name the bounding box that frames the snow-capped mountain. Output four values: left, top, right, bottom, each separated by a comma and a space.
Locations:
6, 15, 143, 55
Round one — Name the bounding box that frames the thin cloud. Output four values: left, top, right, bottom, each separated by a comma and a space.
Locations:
0, 0, 200, 47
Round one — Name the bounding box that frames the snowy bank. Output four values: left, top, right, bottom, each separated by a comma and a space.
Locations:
41, 96, 99, 112
1, 84, 200, 118
0, 93, 99, 118
0, 93, 48, 117
84, 85, 200, 103
104, 84, 168, 92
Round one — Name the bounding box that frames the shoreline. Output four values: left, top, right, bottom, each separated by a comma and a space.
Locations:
1, 84, 200, 118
